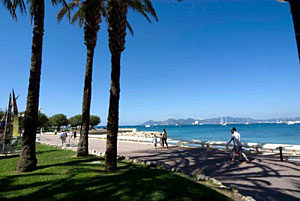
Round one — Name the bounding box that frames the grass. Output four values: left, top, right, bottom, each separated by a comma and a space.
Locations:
0, 143, 231, 201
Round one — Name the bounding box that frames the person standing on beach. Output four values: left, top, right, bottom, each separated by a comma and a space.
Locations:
153, 135, 157, 148
162, 129, 168, 148
226, 127, 249, 162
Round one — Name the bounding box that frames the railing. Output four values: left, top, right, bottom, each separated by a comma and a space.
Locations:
0, 137, 22, 154
177, 140, 300, 161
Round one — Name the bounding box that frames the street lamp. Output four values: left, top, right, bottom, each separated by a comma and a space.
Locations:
277, 0, 300, 62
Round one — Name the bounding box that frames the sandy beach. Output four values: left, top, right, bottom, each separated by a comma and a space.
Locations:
39, 132, 300, 201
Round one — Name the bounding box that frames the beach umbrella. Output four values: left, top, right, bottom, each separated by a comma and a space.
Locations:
278, 0, 300, 62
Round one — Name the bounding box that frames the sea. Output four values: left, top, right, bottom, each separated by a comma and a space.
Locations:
119, 124, 300, 145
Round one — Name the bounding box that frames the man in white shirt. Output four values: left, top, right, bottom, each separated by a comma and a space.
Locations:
226, 127, 249, 162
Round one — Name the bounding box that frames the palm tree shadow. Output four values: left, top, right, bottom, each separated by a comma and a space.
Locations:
130, 146, 300, 201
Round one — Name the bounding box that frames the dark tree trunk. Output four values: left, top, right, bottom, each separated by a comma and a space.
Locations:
289, 0, 300, 62
17, 0, 44, 172
77, 5, 100, 157
105, 0, 127, 171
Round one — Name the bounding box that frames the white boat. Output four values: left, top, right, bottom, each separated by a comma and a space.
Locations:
145, 125, 151, 127
287, 121, 295, 125
245, 119, 250, 125
220, 117, 227, 126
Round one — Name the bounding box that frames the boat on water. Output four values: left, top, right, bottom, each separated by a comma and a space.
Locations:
287, 121, 295, 125
245, 118, 250, 125
220, 117, 227, 126
145, 125, 151, 128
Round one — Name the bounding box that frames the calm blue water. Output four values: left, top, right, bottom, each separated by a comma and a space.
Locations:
119, 124, 300, 145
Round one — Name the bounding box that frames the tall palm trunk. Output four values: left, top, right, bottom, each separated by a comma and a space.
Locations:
105, 0, 127, 171
17, 0, 44, 172
77, 6, 101, 156
289, 0, 300, 61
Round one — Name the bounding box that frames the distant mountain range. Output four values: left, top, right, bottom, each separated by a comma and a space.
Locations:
141, 117, 300, 125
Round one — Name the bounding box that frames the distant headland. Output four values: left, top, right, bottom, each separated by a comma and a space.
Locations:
141, 117, 300, 126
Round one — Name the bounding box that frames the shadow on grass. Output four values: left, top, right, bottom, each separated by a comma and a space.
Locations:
0, 164, 229, 201
0, 155, 19, 160
0, 147, 229, 201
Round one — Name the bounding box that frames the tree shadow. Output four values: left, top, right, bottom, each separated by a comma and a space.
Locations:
0, 159, 229, 201
129, 146, 300, 201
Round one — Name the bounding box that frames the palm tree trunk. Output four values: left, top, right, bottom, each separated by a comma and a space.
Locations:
105, 0, 127, 171
77, 13, 100, 157
289, 0, 300, 61
17, 0, 44, 172
105, 53, 121, 170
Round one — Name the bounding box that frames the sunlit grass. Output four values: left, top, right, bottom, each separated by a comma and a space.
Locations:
0, 143, 230, 201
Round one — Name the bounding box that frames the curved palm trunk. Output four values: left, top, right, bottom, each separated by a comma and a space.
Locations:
289, 0, 300, 61
17, 0, 44, 172
105, 0, 127, 171
77, 9, 101, 157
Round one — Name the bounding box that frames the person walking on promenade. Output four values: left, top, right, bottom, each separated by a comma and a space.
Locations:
153, 135, 157, 148
59, 130, 67, 147
162, 129, 168, 148
226, 127, 249, 162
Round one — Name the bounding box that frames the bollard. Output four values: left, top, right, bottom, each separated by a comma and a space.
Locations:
279, 147, 283, 161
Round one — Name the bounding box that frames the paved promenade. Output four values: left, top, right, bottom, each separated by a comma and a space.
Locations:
40, 134, 300, 201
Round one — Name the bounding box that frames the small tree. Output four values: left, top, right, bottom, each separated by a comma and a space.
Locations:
90, 115, 100, 128
49, 114, 69, 130
37, 113, 49, 129
69, 114, 82, 128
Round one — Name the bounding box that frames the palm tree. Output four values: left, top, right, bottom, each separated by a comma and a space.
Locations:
57, 0, 104, 156
16, 0, 66, 172
105, 0, 158, 171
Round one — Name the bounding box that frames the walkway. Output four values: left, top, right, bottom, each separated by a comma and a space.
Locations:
40, 134, 300, 201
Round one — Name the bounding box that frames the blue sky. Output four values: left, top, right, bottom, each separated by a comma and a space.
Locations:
0, 0, 299, 125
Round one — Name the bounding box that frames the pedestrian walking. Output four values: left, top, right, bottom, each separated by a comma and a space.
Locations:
226, 127, 249, 162
153, 135, 157, 148
59, 130, 67, 147
162, 129, 168, 148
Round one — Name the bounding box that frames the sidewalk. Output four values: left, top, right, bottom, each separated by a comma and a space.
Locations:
40, 134, 300, 201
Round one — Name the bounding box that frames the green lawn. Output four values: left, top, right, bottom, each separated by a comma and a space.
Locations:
0, 143, 230, 201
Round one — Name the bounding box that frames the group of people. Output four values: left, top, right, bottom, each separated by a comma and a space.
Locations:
153, 129, 168, 148
152, 127, 249, 163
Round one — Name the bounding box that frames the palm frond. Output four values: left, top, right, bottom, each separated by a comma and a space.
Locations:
126, 20, 134, 36
142, 0, 158, 21
13, 0, 26, 15
2, 0, 26, 20
2, 0, 16, 18
27, 0, 34, 23
127, 0, 158, 23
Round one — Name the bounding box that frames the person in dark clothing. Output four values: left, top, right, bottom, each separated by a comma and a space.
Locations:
74, 130, 77, 139
162, 129, 168, 148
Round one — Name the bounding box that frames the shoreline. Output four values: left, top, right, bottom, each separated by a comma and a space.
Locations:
42, 130, 300, 155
